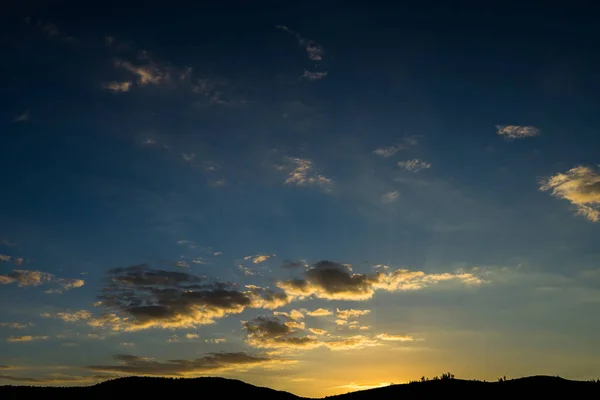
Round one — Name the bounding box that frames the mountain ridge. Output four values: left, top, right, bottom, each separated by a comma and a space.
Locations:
1, 374, 599, 399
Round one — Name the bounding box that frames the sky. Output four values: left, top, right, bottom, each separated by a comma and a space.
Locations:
1, 1, 600, 397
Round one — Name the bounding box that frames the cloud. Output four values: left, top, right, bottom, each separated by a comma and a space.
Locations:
276, 26, 324, 61
103, 81, 132, 92
0, 373, 117, 384
0, 269, 84, 294
41, 310, 92, 322
336, 309, 371, 320
373, 136, 420, 158
375, 333, 414, 341
185, 333, 200, 339
13, 111, 29, 122
303, 71, 327, 81
308, 328, 328, 335
88, 352, 287, 376
324, 335, 381, 351
205, 337, 226, 344
92, 265, 289, 331
496, 124, 540, 140
281, 260, 305, 269
244, 254, 275, 264
242, 316, 321, 350
114, 59, 165, 86
397, 159, 431, 172
6, 335, 48, 342
381, 190, 399, 204
276, 260, 482, 301
539, 165, 600, 222
0, 322, 31, 329
282, 157, 332, 188
306, 308, 332, 317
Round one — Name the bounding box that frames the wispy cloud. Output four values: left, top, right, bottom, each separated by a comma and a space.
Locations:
6, 335, 48, 343
375, 333, 414, 341
539, 165, 600, 222
102, 81, 132, 92
496, 125, 541, 140
397, 159, 431, 172
13, 111, 29, 122
41, 310, 92, 323
244, 254, 275, 264
0, 322, 32, 329
0, 269, 84, 293
303, 71, 328, 81
381, 190, 399, 204
373, 136, 420, 158
276, 26, 324, 61
88, 353, 288, 376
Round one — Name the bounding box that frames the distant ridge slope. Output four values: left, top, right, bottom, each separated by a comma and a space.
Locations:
1, 375, 599, 400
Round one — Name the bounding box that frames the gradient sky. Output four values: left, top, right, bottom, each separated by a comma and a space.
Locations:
2, 1, 600, 397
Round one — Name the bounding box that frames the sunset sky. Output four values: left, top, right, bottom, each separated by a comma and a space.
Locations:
1, 1, 600, 397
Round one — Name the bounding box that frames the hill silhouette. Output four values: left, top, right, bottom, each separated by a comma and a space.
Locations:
1, 374, 599, 399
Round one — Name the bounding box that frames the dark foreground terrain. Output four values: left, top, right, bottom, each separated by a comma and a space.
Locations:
1, 375, 599, 399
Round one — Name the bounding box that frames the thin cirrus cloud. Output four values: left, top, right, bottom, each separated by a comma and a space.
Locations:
276, 25, 327, 80
0, 322, 31, 329
6, 335, 48, 343
373, 136, 420, 158
102, 81, 132, 92
303, 71, 328, 81
244, 254, 275, 264
41, 310, 92, 322
87, 353, 289, 376
276, 25, 324, 61
539, 165, 600, 222
397, 159, 431, 172
496, 124, 541, 140
381, 190, 399, 204
102, 38, 235, 105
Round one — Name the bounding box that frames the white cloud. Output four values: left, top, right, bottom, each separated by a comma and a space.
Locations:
303, 71, 327, 81
397, 159, 431, 172
381, 190, 399, 203
539, 165, 600, 222
496, 125, 540, 140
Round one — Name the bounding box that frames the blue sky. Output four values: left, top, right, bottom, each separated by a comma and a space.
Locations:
1, 1, 600, 397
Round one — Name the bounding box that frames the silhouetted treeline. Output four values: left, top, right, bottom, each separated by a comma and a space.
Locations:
1, 374, 600, 400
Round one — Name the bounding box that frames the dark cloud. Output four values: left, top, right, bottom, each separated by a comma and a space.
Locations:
276, 260, 482, 300
242, 316, 320, 350
93, 265, 289, 330
88, 352, 285, 375
280, 260, 304, 269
